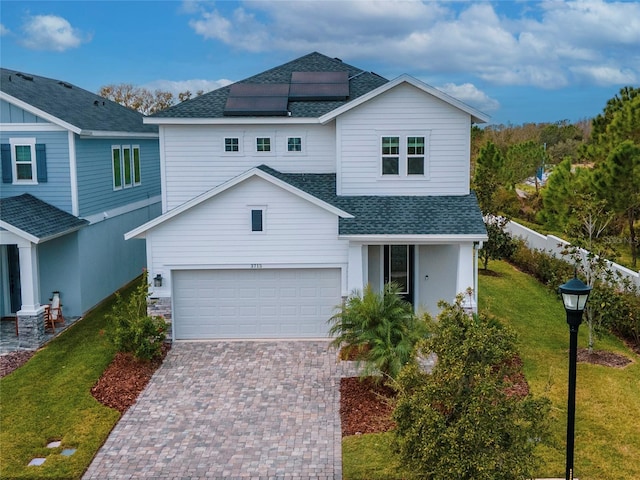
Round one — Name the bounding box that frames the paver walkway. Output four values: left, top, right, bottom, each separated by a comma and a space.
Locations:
83, 341, 352, 479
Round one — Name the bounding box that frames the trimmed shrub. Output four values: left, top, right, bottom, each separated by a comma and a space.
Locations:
393, 298, 551, 479
107, 272, 167, 361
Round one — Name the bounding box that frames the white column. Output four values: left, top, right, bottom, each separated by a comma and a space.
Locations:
456, 243, 476, 312
17, 243, 41, 314
347, 243, 365, 294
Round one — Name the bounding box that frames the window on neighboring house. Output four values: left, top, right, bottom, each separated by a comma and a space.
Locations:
407, 136, 425, 175
251, 208, 264, 232
256, 137, 271, 152
381, 136, 400, 175
287, 137, 302, 152
225, 137, 239, 152
112, 145, 141, 190
1, 138, 47, 184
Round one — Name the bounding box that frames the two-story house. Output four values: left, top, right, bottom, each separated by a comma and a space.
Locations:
0, 68, 161, 348
126, 52, 488, 340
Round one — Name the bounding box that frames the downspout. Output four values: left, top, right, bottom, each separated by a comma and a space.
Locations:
474, 241, 482, 312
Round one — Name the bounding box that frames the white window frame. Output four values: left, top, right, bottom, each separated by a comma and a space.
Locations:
132, 145, 142, 186
248, 205, 267, 234
379, 132, 430, 178
223, 136, 243, 155
112, 144, 142, 191
10, 137, 37, 185
285, 134, 306, 155
380, 135, 400, 176
255, 136, 273, 154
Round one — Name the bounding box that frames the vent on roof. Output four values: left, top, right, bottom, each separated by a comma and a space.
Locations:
58, 81, 72, 89
289, 71, 349, 101
224, 83, 290, 116
16, 72, 33, 81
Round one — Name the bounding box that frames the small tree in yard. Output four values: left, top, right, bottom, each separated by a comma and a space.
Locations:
393, 298, 551, 480
480, 216, 517, 270
107, 271, 167, 361
328, 282, 429, 381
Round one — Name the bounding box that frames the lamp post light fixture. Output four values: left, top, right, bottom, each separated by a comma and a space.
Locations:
558, 275, 592, 480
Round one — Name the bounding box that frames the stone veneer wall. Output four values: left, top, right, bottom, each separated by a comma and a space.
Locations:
148, 297, 172, 341
17, 309, 46, 349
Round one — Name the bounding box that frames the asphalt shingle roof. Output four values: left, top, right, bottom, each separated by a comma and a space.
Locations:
0, 68, 157, 134
0, 194, 88, 241
257, 165, 487, 236
151, 52, 389, 119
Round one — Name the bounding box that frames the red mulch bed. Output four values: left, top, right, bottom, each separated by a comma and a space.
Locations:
577, 348, 632, 368
90, 343, 171, 413
0, 351, 35, 378
340, 376, 396, 437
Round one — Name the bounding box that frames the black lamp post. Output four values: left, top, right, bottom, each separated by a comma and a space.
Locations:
558, 275, 592, 480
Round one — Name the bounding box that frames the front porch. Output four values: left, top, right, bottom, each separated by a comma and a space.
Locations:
346, 240, 482, 315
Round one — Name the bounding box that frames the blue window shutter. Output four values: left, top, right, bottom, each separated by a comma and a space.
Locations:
36, 144, 47, 182
1, 144, 12, 183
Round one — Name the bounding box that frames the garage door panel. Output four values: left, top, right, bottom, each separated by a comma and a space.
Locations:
173, 268, 341, 339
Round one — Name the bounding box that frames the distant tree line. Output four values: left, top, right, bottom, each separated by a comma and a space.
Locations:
98, 84, 205, 115
472, 86, 640, 268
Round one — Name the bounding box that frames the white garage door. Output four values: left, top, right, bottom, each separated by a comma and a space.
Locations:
172, 268, 341, 339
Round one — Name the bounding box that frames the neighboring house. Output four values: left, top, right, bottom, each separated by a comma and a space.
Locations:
126, 52, 488, 340
0, 68, 161, 348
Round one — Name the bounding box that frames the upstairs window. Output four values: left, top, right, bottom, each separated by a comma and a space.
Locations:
380, 134, 429, 177
287, 137, 302, 152
225, 137, 239, 152
256, 137, 271, 152
112, 145, 141, 190
2, 138, 47, 184
407, 136, 425, 175
381, 136, 400, 175
15, 145, 35, 181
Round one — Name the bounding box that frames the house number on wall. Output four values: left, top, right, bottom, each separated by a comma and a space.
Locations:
250, 264, 263, 269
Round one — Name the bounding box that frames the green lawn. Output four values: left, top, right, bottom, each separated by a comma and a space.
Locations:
0, 284, 133, 479
343, 260, 640, 480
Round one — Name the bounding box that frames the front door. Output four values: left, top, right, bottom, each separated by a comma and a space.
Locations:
7, 245, 22, 314
384, 245, 414, 304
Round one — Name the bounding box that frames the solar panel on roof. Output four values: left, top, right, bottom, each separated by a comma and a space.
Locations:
291, 71, 348, 84
229, 83, 290, 97
224, 83, 290, 116
289, 71, 349, 100
224, 96, 289, 116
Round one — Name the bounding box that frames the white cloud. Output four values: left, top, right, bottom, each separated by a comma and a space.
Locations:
143, 78, 233, 97
184, 0, 640, 89
437, 82, 500, 113
20, 14, 90, 52
0, 24, 9, 36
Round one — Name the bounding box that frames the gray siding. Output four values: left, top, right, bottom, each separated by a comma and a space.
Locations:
78, 203, 161, 314
76, 137, 161, 216
0, 130, 73, 212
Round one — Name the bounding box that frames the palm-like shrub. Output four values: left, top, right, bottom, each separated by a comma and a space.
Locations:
328, 282, 428, 380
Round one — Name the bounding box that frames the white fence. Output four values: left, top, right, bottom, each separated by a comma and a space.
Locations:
505, 220, 640, 288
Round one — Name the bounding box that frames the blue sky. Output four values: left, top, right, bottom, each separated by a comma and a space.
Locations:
1, 0, 638, 126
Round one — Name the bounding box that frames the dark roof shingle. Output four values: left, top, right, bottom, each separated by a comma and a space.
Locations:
151, 52, 389, 119
0, 68, 157, 134
0, 194, 88, 241
257, 165, 487, 236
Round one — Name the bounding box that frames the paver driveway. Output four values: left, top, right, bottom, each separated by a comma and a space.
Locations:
84, 341, 349, 479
